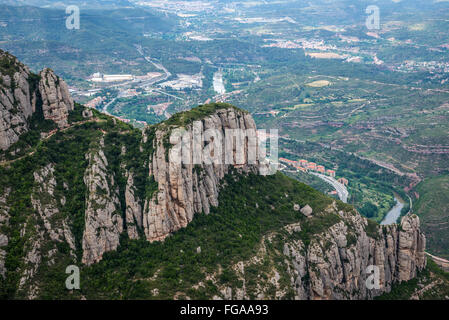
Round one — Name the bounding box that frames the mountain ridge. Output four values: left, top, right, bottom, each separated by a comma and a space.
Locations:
0, 52, 428, 300
0, 50, 74, 152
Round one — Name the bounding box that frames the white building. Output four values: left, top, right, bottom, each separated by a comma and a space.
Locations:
89, 73, 134, 83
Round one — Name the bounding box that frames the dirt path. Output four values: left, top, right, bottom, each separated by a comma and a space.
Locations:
0, 119, 98, 167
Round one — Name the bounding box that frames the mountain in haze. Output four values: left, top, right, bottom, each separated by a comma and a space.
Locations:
0, 0, 134, 9
0, 50, 433, 300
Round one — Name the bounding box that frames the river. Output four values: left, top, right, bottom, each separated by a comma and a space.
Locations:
380, 197, 404, 225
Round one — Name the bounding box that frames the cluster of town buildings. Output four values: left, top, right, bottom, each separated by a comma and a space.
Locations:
279, 157, 349, 186
159, 73, 204, 90
84, 96, 104, 109
396, 60, 449, 74
280, 157, 335, 176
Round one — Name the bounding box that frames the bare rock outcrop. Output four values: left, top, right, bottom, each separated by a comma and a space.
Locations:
0, 51, 34, 150
16, 163, 78, 298
82, 139, 123, 265
397, 215, 426, 281
142, 107, 265, 242
31, 164, 76, 253
125, 171, 142, 240
38, 68, 74, 128
281, 212, 426, 300
207, 206, 426, 300
0, 188, 10, 278
300, 204, 313, 218
0, 50, 75, 151
18, 225, 43, 300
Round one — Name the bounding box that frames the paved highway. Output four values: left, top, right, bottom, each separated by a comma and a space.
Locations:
310, 172, 349, 203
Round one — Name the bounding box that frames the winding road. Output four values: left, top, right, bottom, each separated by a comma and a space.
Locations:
310, 171, 349, 203
100, 44, 174, 116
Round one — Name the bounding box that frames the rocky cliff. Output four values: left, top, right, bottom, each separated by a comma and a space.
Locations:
142, 107, 264, 242
0, 50, 73, 151
72, 104, 427, 298
0, 53, 429, 299
0, 187, 9, 279
38, 68, 74, 129
259, 211, 425, 300
82, 138, 123, 265
77, 106, 267, 264
0, 51, 34, 150
77, 172, 428, 300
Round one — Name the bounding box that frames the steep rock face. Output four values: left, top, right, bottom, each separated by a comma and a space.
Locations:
0, 188, 10, 278
18, 224, 43, 300
17, 164, 78, 298
31, 164, 76, 254
0, 50, 74, 151
82, 139, 123, 265
397, 216, 426, 281
142, 108, 264, 242
209, 206, 426, 300
38, 68, 74, 128
125, 171, 142, 240
282, 213, 426, 300
0, 51, 34, 150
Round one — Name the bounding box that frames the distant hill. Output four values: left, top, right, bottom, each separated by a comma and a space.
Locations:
0, 4, 177, 78
0, 0, 134, 9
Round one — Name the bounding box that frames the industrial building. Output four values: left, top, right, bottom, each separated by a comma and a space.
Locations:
89, 73, 134, 83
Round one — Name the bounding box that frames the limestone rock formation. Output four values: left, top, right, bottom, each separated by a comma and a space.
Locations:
125, 171, 142, 240
82, 139, 123, 265
142, 107, 264, 242
300, 204, 313, 218
398, 215, 426, 281
15, 163, 78, 298
31, 164, 76, 252
0, 51, 34, 150
282, 213, 426, 300
210, 207, 426, 300
38, 68, 74, 128
0, 50, 74, 151
0, 188, 10, 278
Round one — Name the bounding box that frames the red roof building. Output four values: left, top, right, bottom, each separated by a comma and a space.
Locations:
279, 158, 298, 166
307, 162, 317, 170
326, 169, 336, 178
299, 159, 308, 167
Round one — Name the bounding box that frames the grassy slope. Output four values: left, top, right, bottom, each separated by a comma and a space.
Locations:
414, 174, 449, 259
284, 170, 336, 198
